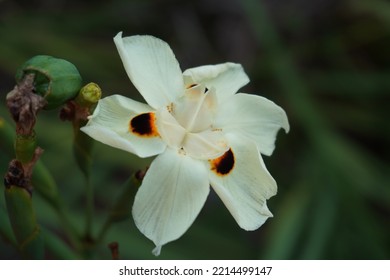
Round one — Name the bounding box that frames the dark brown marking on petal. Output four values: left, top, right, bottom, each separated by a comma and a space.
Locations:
209, 148, 235, 176
204, 87, 209, 94
186, 83, 198, 89
129, 112, 159, 137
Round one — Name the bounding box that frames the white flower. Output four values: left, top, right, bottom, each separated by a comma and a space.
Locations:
81, 32, 289, 256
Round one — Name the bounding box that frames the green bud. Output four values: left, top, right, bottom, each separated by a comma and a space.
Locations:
15, 55, 83, 110
75, 82, 102, 108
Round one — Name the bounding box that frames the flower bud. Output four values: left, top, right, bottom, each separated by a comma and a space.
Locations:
76, 82, 102, 108
15, 55, 83, 110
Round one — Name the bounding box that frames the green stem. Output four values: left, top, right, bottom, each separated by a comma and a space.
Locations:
4, 185, 44, 259
84, 176, 93, 240
2, 115, 81, 254
14, 133, 37, 164
54, 202, 82, 251
63, 82, 101, 253
73, 128, 94, 242
96, 219, 111, 245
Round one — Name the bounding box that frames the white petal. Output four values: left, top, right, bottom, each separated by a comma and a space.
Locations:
209, 134, 277, 230
81, 95, 166, 158
132, 148, 210, 255
156, 106, 228, 160
183, 129, 228, 160
155, 106, 187, 149
114, 32, 184, 109
215, 93, 289, 156
183, 63, 249, 101
173, 85, 217, 132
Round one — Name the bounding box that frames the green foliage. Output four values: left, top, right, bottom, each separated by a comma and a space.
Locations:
4, 186, 44, 259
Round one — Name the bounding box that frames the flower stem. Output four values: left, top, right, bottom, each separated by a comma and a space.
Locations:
60, 82, 101, 254
84, 176, 93, 240
2, 114, 82, 253
3, 74, 47, 258
4, 183, 44, 259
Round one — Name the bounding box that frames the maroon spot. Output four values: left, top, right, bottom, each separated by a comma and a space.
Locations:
210, 149, 235, 176
129, 113, 159, 137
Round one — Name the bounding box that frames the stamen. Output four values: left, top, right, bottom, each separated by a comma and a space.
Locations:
186, 83, 198, 89
167, 103, 174, 113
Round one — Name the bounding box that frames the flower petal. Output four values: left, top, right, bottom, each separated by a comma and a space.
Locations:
183, 129, 228, 160
215, 93, 289, 156
183, 63, 249, 101
209, 134, 277, 230
173, 84, 217, 132
114, 32, 184, 109
132, 148, 210, 255
156, 106, 228, 160
155, 106, 187, 150
81, 95, 166, 158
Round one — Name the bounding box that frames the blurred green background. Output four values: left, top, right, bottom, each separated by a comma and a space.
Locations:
1, 0, 389, 259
